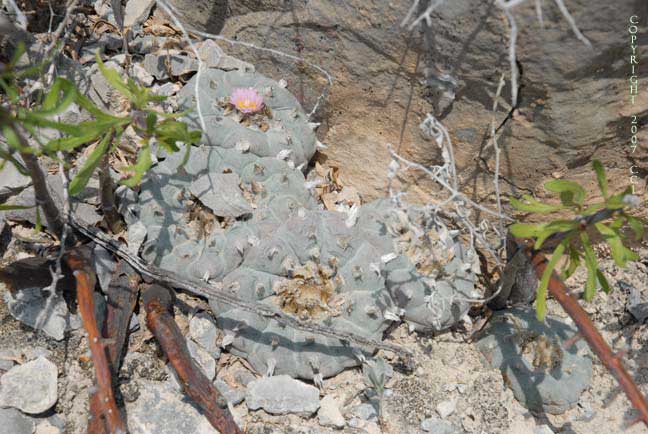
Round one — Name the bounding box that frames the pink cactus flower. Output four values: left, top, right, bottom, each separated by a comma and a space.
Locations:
230, 87, 264, 114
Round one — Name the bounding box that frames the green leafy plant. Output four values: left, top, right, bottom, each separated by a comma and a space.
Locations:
1, 45, 201, 234
508, 160, 647, 320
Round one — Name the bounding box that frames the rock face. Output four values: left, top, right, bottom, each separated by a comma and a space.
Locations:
169, 0, 647, 207
245, 375, 320, 416
0, 356, 59, 414
476, 308, 593, 414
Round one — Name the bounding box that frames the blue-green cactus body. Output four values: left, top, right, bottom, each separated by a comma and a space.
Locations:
128, 68, 478, 379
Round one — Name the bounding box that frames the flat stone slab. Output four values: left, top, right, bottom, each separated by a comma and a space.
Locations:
246, 375, 320, 416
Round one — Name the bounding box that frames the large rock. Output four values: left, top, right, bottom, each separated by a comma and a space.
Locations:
169, 0, 647, 207
0, 356, 59, 414
246, 375, 320, 416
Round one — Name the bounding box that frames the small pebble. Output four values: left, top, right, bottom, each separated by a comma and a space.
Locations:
436, 400, 456, 419
421, 417, 457, 434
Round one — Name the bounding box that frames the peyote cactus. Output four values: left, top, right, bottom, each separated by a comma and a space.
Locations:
125, 67, 480, 379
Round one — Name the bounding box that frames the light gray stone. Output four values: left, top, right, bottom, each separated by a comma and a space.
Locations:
4, 286, 79, 341
0, 407, 36, 434
435, 400, 456, 418
353, 403, 377, 421
622, 281, 648, 323
214, 379, 245, 405
190, 313, 221, 359
0, 357, 58, 414
123, 0, 155, 27
0, 160, 30, 199
131, 63, 154, 86
129, 313, 140, 332
143, 53, 198, 80
35, 419, 63, 434
187, 340, 216, 381
126, 380, 218, 434
317, 395, 345, 428
93, 243, 117, 292
0, 359, 14, 371
421, 417, 457, 434
246, 375, 320, 416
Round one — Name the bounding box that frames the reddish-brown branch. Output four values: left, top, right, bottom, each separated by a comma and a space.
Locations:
142, 284, 242, 434
65, 248, 127, 434
524, 248, 648, 427
89, 261, 140, 434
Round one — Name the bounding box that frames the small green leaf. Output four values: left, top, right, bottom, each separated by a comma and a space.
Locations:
0, 203, 35, 211
536, 241, 567, 321
39, 77, 76, 116
533, 220, 579, 249
592, 160, 608, 199
178, 142, 192, 169
69, 131, 113, 196
580, 231, 598, 301
44, 130, 103, 152
120, 145, 152, 187
544, 179, 586, 207
0, 77, 20, 102
595, 222, 639, 267
8, 42, 26, 68
96, 51, 133, 100
596, 270, 611, 294
35, 206, 42, 233
582, 202, 606, 216
0, 149, 29, 175
561, 245, 581, 280
610, 215, 625, 231
2, 125, 33, 153
626, 215, 646, 241
510, 195, 566, 214
509, 222, 544, 238
606, 187, 633, 209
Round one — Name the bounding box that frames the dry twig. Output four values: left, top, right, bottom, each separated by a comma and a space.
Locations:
143, 284, 242, 434
65, 247, 127, 434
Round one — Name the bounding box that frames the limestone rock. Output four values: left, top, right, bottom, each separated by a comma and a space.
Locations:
317, 395, 345, 428
0, 357, 58, 414
246, 375, 320, 416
